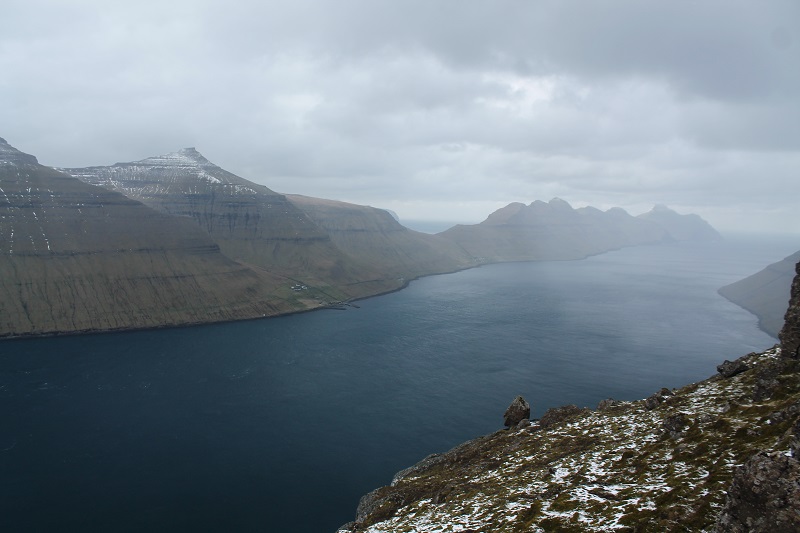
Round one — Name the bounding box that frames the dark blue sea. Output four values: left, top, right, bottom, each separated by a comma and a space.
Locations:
1, 236, 796, 532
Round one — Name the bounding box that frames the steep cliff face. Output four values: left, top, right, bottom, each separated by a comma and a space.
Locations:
287, 195, 476, 297
340, 264, 800, 532
438, 198, 672, 262
64, 151, 476, 301
0, 138, 299, 338
779, 261, 800, 359
64, 150, 365, 295
719, 250, 800, 338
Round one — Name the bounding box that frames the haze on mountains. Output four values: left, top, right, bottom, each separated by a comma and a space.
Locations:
2, 137, 722, 338
2, 1, 799, 235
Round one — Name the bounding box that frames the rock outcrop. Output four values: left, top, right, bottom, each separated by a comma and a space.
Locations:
712, 261, 800, 531
719, 250, 800, 338
779, 261, 800, 358
714, 451, 800, 532
503, 396, 530, 427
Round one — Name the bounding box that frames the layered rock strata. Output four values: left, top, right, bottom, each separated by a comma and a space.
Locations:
0, 138, 295, 337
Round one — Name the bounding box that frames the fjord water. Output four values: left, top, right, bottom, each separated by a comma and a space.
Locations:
0, 237, 794, 532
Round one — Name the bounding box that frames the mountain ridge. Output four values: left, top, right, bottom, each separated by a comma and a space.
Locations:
3, 136, 727, 338
0, 138, 303, 338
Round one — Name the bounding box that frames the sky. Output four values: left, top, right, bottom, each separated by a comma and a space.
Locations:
1, 0, 799, 234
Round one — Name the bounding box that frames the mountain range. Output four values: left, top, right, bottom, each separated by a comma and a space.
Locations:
1, 136, 723, 338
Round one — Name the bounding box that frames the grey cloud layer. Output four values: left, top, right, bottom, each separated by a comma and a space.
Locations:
2, 0, 798, 232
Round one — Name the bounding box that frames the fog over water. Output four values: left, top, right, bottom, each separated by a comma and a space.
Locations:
1, 237, 794, 532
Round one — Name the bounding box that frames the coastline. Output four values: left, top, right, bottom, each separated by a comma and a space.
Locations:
3, 237, 782, 342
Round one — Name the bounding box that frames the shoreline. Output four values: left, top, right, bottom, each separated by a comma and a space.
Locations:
1, 239, 773, 342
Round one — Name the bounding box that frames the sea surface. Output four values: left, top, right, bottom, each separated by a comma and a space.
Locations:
1, 236, 796, 532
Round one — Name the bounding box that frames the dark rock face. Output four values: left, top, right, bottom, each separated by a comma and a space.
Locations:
752, 362, 783, 402
503, 396, 530, 427
596, 398, 621, 411
644, 387, 675, 410
718, 358, 750, 378
661, 413, 691, 439
714, 451, 800, 533
779, 261, 800, 358
538, 404, 587, 429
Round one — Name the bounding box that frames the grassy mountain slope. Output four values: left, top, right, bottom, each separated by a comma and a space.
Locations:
63, 149, 368, 298
65, 151, 476, 302
719, 249, 800, 338
0, 138, 301, 338
287, 195, 477, 297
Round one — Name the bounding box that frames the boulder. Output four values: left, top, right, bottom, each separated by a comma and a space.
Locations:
597, 398, 621, 411
539, 404, 588, 429
661, 412, 691, 439
644, 388, 675, 410
714, 451, 800, 532
717, 358, 750, 378
503, 396, 531, 427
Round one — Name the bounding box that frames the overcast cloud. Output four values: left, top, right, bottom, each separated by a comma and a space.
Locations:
2, 0, 798, 233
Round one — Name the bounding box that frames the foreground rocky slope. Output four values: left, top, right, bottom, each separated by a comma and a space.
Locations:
437, 199, 713, 263
0, 138, 295, 338
719, 249, 800, 338
340, 263, 800, 532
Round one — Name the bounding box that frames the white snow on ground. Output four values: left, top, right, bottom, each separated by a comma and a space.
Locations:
356, 347, 787, 532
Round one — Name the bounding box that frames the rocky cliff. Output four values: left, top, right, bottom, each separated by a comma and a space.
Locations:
719, 250, 800, 338
0, 138, 299, 338
4, 137, 727, 339
779, 261, 800, 359
64, 150, 475, 302
438, 198, 675, 263
340, 263, 800, 532
63, 149, 366, 298
287, 195, 476, 297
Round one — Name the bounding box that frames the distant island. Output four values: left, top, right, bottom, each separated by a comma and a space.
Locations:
1, 136, 722, 338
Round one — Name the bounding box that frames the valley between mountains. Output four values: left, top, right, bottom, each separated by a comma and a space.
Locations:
1, 136, 721, 338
